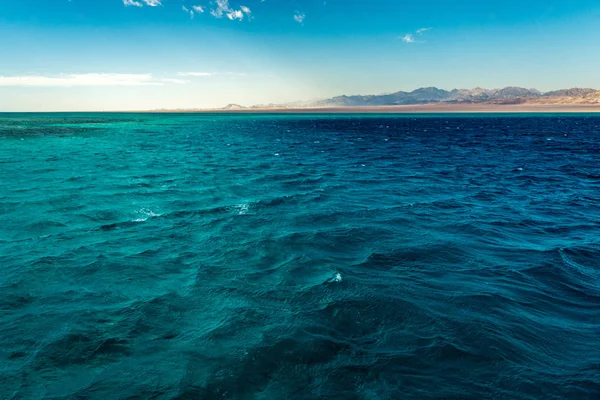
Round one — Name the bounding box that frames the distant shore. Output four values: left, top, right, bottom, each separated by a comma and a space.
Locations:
146, 103, 600, 114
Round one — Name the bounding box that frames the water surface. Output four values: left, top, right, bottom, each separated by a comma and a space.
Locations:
1, 113, 599, 399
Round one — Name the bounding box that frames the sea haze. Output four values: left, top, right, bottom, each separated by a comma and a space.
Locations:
0, 113, 599, 399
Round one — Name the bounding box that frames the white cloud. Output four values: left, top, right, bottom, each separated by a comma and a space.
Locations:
183, 5, 206, 19
0, 73, 166, 87
293, 13, 305, 24
182, 5, 194, 18
211, 0, 251, 21
178, 72, 246, 77
401, 34, 415, 43
227, 10, 244, 20
160, 78, 188, 84
210, 0, 227, 17
124, 0, 251, 21
178, 72, 214, 77
123, 0, 143, 7
123, 0, 161, 7
400, 27, 432, 44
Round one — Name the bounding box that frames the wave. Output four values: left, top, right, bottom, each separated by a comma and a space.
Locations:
2, 114, 600, 399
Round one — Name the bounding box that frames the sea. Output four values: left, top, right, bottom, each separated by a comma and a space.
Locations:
0, 113, 599, 399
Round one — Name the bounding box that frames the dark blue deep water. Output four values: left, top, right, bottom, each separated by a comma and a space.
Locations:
1, 113, 599, 399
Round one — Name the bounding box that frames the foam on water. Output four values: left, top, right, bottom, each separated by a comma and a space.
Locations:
329, 272, 343, 283
132, 208, 162, 222
235, 203, 250, 215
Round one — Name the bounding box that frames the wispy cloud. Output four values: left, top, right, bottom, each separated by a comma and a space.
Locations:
160, 78, 188, 84
123, 0, 143, 7
227, 10, 244, 20
141, 0, 161, 6
293, 12, 305, 24
182, 5, 194, 18
400, 27, 432, 44
123, 0, 162, 6
178, 72, 246, 77
210, 0, 251, 21
401, 34, 415, 44
210, 0, 227, 17
0, 73, 169, 87
178, 72, 213, 77
182, 5, 206, 19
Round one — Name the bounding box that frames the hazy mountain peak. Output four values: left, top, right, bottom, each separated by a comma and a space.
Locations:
307, 86, 599, 107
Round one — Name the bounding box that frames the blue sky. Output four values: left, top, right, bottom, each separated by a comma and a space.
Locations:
0, 0, 599, 110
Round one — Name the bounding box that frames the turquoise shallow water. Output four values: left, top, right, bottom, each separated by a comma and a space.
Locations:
1, 113, 599, 399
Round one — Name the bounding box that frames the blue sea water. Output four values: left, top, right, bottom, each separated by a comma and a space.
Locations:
0, 113, 599, 399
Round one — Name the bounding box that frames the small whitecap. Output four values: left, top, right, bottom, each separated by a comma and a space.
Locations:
274, 153, 280, 156
328, 272, 342, 283
133, 208, 162, 222
235, 203, 249, 215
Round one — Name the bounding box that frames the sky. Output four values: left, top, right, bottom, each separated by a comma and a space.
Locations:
0, 0, 599, 111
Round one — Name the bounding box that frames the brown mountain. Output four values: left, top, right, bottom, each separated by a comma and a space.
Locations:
309, 87, 599, 107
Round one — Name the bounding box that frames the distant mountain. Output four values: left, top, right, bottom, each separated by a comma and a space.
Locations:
222, 104, 246, 110
586, 91, 600, 100
308, 87, 599, 107
543, 88, 597, 97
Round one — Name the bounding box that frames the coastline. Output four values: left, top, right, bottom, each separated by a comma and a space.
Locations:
144, 103, 600, 114
4, 104, 600, 114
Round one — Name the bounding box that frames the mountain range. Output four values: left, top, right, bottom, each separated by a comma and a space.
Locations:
241, 87, 600, 109
308, 87, 600, 107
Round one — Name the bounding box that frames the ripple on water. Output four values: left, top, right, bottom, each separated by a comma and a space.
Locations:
1, 114, 599, 399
